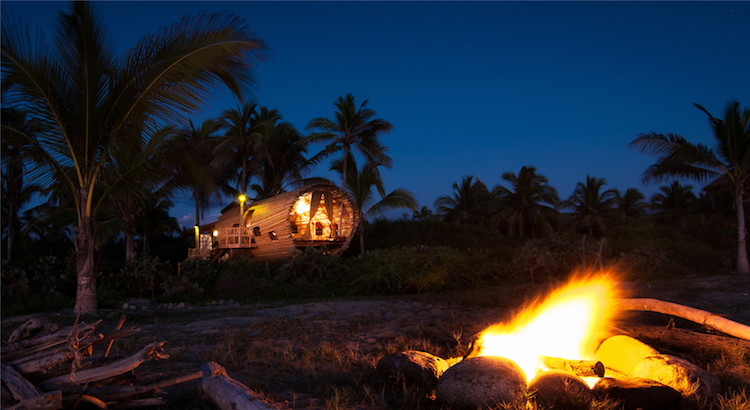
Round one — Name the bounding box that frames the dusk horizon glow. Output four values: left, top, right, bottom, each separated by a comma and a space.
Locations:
4, 1, 749, 228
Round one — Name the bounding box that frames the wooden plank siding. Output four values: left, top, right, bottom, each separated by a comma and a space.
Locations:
200, 183, 360, 261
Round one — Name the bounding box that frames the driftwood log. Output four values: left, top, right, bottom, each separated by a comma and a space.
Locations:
200, 361, 276, 410
622, 325, 750, 354
1, 317, 203, 409
39, 342, 168, 390
616, 298, 750, 340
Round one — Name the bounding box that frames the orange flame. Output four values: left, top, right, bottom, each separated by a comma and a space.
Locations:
473, 273, 619, 384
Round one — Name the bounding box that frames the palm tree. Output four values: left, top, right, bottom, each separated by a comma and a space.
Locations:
216, 103, 281, 196
250, 120, 309, 199
615, 188, 648, 219
306, 93, 393, 191
492, 166, 560, 238
562, 176, 618, 237
1, 107, 42, 262
649, 181, 696, 223
137, 198, 180, 256
434, 176, 491, 225
107, 125, 175, 261
168, 119, 226, 228
413, 206, 436, 221
332, 155, 417, 254
1, 2, 268, 312
630, 100, 750, 275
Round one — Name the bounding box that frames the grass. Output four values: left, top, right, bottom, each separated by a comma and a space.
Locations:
3, 273, 749, 409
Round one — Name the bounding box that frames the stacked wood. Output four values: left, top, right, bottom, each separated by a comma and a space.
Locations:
1, 317, 199, 409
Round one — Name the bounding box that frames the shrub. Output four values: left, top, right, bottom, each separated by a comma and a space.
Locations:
99, 256, 172, 299
212, 257, 281, 301
162, 258, 220, 302
1, 257, 75, 315
346, 246, 510, 295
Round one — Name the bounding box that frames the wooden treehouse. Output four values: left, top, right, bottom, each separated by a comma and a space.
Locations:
190, 183, 360, 261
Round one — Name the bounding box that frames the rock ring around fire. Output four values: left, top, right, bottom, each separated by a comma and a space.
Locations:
436, 356, 527, 409
528, 370, 594, 409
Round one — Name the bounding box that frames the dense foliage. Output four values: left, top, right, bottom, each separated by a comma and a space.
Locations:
1, 210, 733, 316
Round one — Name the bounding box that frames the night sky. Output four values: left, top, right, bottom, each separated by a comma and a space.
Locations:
4, 1, 750, 228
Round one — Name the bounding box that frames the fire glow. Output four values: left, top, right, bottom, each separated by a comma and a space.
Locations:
471, 274, 619, 385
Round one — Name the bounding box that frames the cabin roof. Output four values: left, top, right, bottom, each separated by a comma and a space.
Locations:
218, 183, 347, 216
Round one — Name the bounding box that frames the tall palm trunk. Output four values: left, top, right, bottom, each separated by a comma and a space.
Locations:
341, 143, 350, 191
74, 188, 98, 313
359, 222, 365, 255
124, 220, 137, 261
735, 185, 749, 275
5, 162, 22, 262
194, 193, 201, 227
240, 156, 249, 195
6, 185, 17, 262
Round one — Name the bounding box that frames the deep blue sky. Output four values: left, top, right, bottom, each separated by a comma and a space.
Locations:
4, 1, 750, 228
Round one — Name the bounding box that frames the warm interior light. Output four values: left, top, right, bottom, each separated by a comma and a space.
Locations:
294, 196, 310, 215
472, 274, 618, 386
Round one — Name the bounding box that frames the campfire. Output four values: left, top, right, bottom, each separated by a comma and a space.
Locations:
466, 275, 616, 386
378, 272, 750, 409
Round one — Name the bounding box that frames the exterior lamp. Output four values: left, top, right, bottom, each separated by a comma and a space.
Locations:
238, 194, 247, 242
238, 194, 247, 220
212, 229, 219, 237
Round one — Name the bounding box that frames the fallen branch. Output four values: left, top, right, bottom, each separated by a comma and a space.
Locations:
616, 298, 750, 341
1, 364, 41, 401
39, 342, 168, 390
8, 317, 59, 344
50, 371, 204, 402
8, 391, 61, 410
200, 361, 276, 410
621, 325, 750, 354
2, 322, 99, 361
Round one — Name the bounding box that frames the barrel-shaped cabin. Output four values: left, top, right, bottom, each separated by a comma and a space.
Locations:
195, 183, 360, 261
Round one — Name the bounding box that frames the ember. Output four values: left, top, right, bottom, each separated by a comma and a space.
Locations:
468, 274, 618, 386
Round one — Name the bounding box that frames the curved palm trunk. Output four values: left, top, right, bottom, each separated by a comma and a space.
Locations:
74, 213, 98, 313
735, 185, 749, 275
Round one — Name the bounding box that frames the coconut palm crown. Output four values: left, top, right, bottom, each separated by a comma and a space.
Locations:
561, 175, 618, 237
629, 100, 750, 275
492, 166, 560, 238
306, 93, 393, 191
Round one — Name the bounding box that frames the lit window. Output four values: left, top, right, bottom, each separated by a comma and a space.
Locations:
268, 231, 278, 240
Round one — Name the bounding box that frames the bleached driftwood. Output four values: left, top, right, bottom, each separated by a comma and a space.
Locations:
7, 391, 61, 410
51, 371, 203, 402
617, 298, 750, 341
1, 364, 61, 410
622, 325, 750, 353
3, 322, 100, 361
200, 361, 276, 410
8, 317, 59, 344
1, 363, 41, 401
39, 342, 168, 390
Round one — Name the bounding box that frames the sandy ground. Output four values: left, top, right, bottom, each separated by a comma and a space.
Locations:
2, 274, 749, 408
